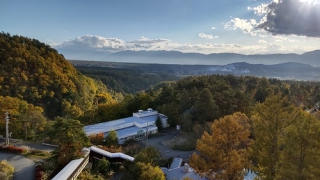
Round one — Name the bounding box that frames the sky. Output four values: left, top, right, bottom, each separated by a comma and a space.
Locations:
1, 0, 320, 59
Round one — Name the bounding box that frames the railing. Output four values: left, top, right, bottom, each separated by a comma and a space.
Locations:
52, 154, 89, 180
68, 154, 89, 180
52, 146, 134, 179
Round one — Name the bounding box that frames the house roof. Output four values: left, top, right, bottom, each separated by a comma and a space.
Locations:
161, 167, 208, 180
161, 158, 208, 180
84, 112, 166, 136
104, 125, 158, 139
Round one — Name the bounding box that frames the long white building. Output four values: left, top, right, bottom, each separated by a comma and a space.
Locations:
84, 108, 168, 144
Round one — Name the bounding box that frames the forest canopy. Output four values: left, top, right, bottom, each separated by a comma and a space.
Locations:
0, 32, 114, 119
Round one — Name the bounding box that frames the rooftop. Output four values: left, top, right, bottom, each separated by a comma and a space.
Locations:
161, 158, 208, 180
84, 109, 166, 136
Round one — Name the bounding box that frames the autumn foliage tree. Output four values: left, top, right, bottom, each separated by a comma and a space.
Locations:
190, 112, 251, 180
251, 94, 296, 180
278, 109, 320, 179
0, 32, 113, 119
89, 133, 104, 145
136, 162, 165, 180
0, 96, 46, 139
48, 117, 90, 166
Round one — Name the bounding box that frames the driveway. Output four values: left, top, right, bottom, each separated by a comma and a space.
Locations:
145, 133, 196, 161
0, 153, 35, 180
0, 140, 55, 180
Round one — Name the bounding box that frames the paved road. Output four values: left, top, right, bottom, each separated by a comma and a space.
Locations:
145, 133, 196, 161
0, 153, 35, 180
0, 140, 55, 180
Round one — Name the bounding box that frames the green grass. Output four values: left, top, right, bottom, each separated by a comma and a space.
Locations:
23, 149, 52, 161
172, 142, 196, 151
171, 132, 197, 151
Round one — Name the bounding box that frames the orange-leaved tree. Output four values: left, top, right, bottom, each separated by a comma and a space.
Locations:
190, 112, 251, 180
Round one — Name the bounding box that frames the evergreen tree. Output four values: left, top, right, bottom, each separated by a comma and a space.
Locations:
155, 116, 163, 131
134, 146, 161, 166
93, 157, 110, 177
194, 88, 219, 123
104, 130, 118, 147
48, 117, 90, 166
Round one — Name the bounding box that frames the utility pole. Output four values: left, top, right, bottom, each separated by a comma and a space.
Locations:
145, 120, 148, 148
4, 111, 10, 146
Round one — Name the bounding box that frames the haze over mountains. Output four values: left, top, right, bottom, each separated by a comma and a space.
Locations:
70, 60, 320, 82
60, 49, 320, 67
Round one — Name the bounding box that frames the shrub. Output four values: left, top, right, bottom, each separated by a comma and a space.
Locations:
0, 145, 23, 154
19, 145, 31, 154
0, 160, 14, 180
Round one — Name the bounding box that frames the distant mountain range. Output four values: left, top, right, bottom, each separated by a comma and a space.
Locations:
69, 60, 320, 81
59, 48, 320, 67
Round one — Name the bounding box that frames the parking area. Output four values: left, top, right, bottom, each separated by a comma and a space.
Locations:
144, 131, 196, 161
0, 153, 35, 180
0, 139, 55, 180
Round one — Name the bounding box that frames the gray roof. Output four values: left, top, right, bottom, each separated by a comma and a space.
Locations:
161, 167, 208, 180
84, 113, 165, 136
104, 125, 158, 139
169, 157, 182, 170
162, 158, 208, 180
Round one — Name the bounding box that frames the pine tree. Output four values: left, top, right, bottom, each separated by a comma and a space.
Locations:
155, 116, 163, 131
194, 88, 219, 123
104, 130, 118, 147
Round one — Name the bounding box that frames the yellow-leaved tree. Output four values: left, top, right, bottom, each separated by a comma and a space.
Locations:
279, 109, 320, 179
190, 112, 251, 180
251, 94, 296, 180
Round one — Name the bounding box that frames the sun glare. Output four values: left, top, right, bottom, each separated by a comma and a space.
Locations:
300, 0, 320, 4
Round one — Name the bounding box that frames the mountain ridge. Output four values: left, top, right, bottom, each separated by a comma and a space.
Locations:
58, 48, 320, 67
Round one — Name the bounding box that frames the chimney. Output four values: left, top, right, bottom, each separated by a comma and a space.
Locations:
183, 163, 189, 173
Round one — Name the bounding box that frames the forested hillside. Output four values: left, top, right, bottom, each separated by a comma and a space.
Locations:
0, 32, 114, 119
79, 74, 320, 128
75, 66, 178, 94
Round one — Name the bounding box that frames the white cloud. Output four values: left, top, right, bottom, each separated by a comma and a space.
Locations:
128, 36, 170, 44
46, 39, 58, 46
257, 0, 320, 37
56, 35, 126, 52
212, 27, 216, 30
266, 43, 282, 50
273, 36, 296, 42
258, 40, 267, 43
247, 3, 269, 16
56, 34, 318, 56
230, 0, 320, 38
224, 18, 257, 36
199, 33, 218, 39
